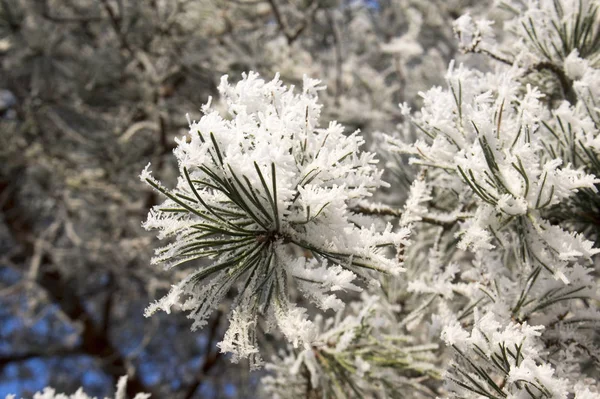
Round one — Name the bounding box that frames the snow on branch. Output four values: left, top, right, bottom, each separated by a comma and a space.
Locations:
141, 72, 409, 367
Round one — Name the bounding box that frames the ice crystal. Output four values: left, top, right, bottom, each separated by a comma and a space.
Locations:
142, 72, 408, 366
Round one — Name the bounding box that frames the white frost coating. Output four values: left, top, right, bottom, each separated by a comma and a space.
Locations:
217, 308, 263, 369
261, 294, 439, 396
399, 179, 432, 227
453, 14, 496, 52
141, 72, 407, 367
387, 60, 599, 276
6, 376, 150, 399
376, 2, 600, 396
441, 311, 573, 398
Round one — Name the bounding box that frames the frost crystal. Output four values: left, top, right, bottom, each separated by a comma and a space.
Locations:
388, 61, 599, 279
380, 1, 600, 393
6, 376, 150, 399
142, 72, 408, 366
261, 295, 439, 398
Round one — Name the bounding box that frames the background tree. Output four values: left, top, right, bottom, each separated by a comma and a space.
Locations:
4, 0, 599, 399
0, 0, 474, 396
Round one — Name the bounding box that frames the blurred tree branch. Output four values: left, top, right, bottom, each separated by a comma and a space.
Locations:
182, 311, 223, 399
267, 0, 318, 44
0, 177, 153, 398
0, 348, 84, 371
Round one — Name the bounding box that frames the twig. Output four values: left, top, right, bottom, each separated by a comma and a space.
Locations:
351, 203, 469, 228
267, 0, 318, 44
462, 43, 577, 105
325, 9, 343, 101
182, 311, 223, 399
99, 0, 133, 54
531, 61, 577, 105
118, 121, 159, 143
101, 273, 114, 336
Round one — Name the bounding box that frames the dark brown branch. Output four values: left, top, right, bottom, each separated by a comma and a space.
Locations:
101, 272, 115, 336
182, 311, 223, 399
99, 0, 133, 54
267, 0, 317, 45
352, 204, 403, 218
464, 44, 577, 105
266, 0, 289, 39
0, 348, 83, 371
532, 61, 577, 105
479, 48, 513, 66
287, 3, 318, 44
